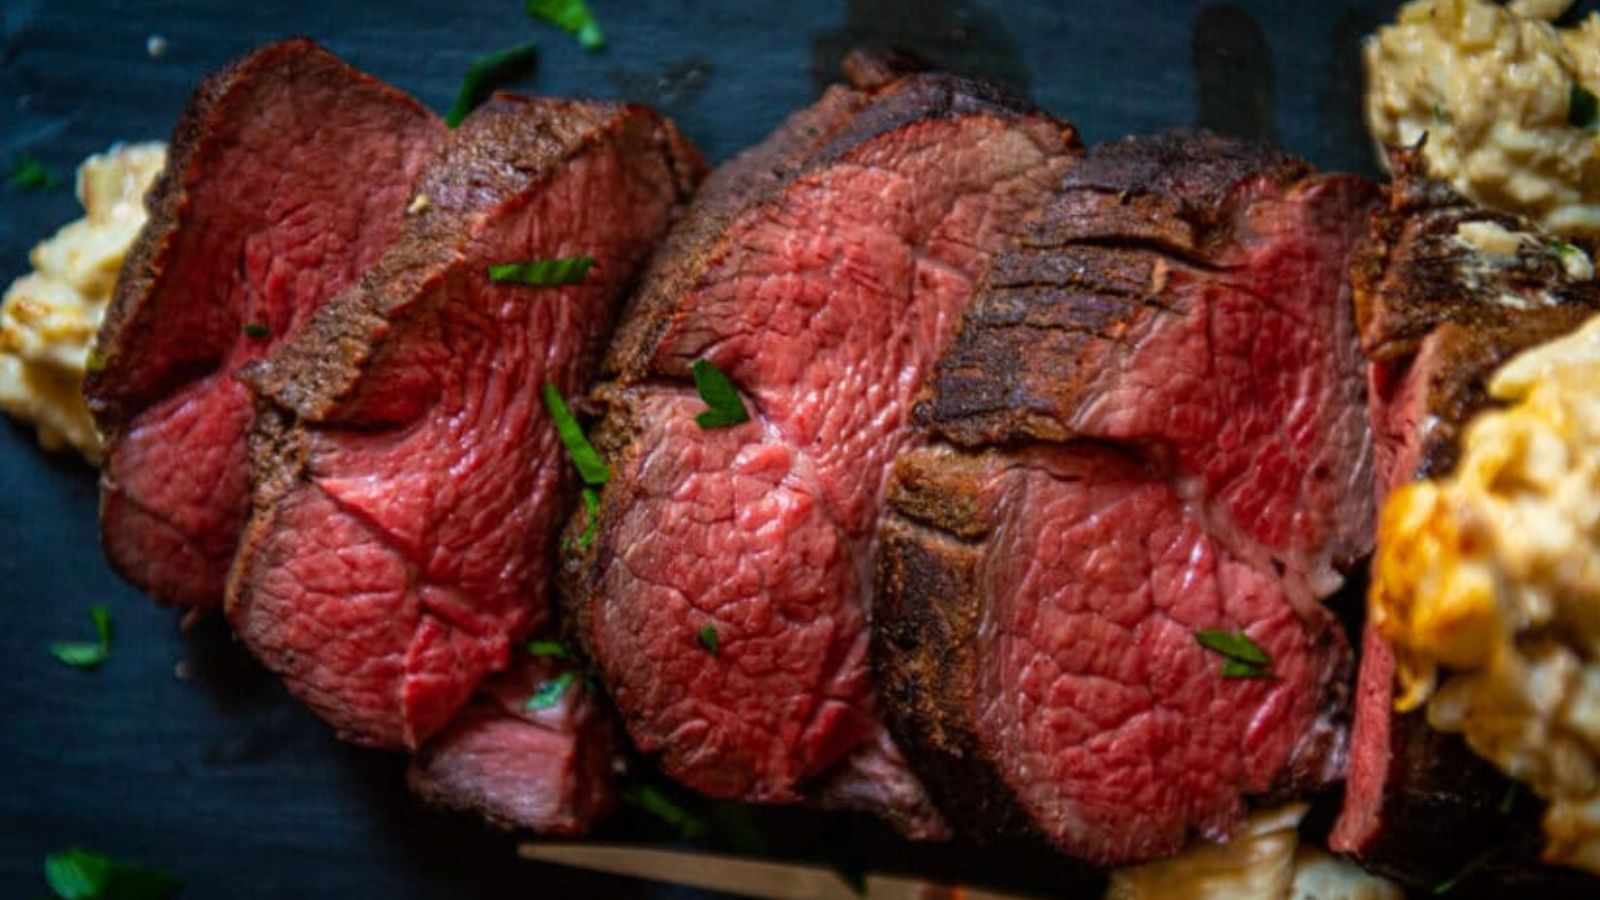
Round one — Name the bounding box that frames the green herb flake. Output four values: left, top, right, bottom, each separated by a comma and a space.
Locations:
526, 639, 570, 660
85, 347, 109, 375
50, 605, 112, 669
1220, 659, 1277, 680
243, 323, 270, 339
697, 624, 719, 655
488, 256, 593, 286
571, 486, 601, 550
10, 155, 60, 190
1550, 238, 1582, 259
621, 783, 709, 840
524, 671, 576, 711
44, 847, 179, 900
1193, 628, 1270, 666
1570, 82, 1599, 131
445, 44, 538, 128
1432, 845, 1503, 895
542, 384, 610, 485
691, 360, 749, 430
526, 0, 604, 51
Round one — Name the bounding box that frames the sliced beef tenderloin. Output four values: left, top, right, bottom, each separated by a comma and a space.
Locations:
559, 54, 1079, 812
228, 96, 704, 749
1332, 148, 1600, 891
85, 39, 445, 607
409, 655, 619, 835
877, 132, 1372, 865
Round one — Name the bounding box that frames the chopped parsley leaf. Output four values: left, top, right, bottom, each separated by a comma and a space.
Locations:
243, 323, 270, 339
697, 624, 719, 655
44, 847, 179, 900
446, 44, 538, 128
10, 155, 60, 190
570, 487, 601, 550
51, 605, 112, 669
85, 348, 108, 375
488, 256, 593, 286
1195, 628, 1274, 679
691, 360, 749, 429
526, 0, 604, 51
524, 671, 576, 711
542, 383, 610, 485
526, 639, 570, 660
1570, 82, 1598, 130
1220, 659, 1278, 680
1432, 845, 1503, 895
621, 783, 709, 840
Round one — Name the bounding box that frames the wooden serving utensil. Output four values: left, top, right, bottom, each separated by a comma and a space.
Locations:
517, 842, 1047, 900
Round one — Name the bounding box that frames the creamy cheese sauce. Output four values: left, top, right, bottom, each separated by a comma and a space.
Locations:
0, 143, 165, 463
1373, 312, 1600, 874
1366, 0, 1600, 241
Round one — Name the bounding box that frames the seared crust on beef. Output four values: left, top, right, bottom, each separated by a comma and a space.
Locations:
918, 131, 1310, 447
876, 133, 1369, 864
874, 449, 1036, 840
228, 96, 703, 751
1353, 145, 1600, 364
87, 37, 439, 430
559, 53, 1078, 817
85, 39, 446, 608
246, 97, 704, 421
1336, 150, 1600, 892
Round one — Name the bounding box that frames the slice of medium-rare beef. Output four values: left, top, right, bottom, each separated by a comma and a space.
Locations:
228, 96, 704, 749
1332, 147, 1600, 890
876, 132, 1371, 865
84, 39, 445, 608
409, 655, 619, 834
559, 52, 1079, 812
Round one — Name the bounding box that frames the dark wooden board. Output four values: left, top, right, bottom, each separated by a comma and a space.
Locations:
0, 0, 1468, 896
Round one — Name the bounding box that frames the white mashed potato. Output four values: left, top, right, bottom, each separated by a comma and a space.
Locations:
1105, 806, 1401, 900
0, 142, 165, 463
1365, 0, 1600, 240
1373, 311, 1600, 873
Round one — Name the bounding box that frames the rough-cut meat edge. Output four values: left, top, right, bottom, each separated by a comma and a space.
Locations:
83, 38, 445, 608
560, 51, 1079, 825
86, 37, 440, 428
228, 95, 705, 750
407, 660, 621, 835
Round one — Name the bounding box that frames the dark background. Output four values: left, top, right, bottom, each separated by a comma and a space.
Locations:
0, 0, 1528, 896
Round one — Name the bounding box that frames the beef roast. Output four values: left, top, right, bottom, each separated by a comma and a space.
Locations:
85, 39, 445, 607
876, 132, 1372, 865
227, 96, 704, 749
1332, 148, 1600, 891
408, 655, 619, 834
559, 54, 1078, 810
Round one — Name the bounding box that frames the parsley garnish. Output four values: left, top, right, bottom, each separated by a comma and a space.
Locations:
1570, 82, 1598, 131
524, 671, 576, 711
1194, 628, 1275, 679
243, 323, 270, 339
526, 0, 604, 51
691, 360, 749, 429
85, 347, 108, 375
621, 784, 709, 840
541, 384, 610, 485
1432, 845, 1503, 895
697, 624, 719, 655
51, 605, 112, 669
446, 44, 538, 128
571, 486, 600, 550
526, 639, 569, 660
10, 154, 60, 190
44, 847, 179, 900
488, 256, 593, 286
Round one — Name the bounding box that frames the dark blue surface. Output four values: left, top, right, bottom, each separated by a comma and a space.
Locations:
0, 1, 1410, 896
